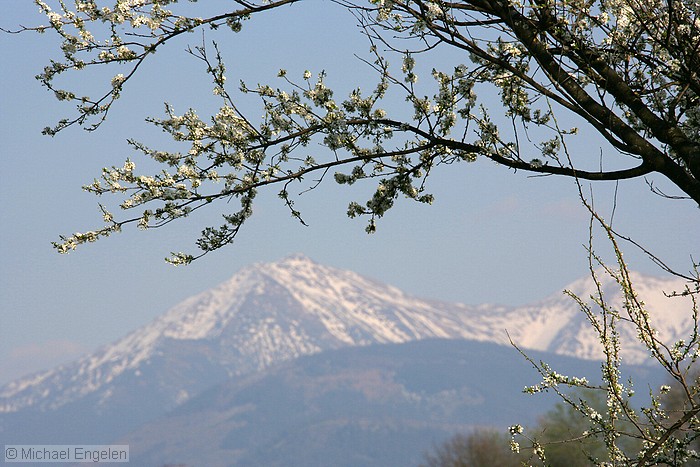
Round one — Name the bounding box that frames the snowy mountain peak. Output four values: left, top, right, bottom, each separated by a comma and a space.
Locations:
0, 256, 476, 413
556, 268, 681, 303
250, 253, 325, 280
504, 269, 693, 362
274, 252, 318, 266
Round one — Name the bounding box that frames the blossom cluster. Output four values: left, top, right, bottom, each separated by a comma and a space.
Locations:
54, 41, 473, 258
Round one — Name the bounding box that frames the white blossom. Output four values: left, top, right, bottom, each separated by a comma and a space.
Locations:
111, 74, 125, 88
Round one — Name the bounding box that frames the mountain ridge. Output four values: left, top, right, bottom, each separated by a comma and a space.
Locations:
0, 254, 692, 419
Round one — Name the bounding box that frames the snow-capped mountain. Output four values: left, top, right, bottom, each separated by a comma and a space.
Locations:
0, 254, 485, 416
0, 254, 694, 424
503, 270, 695, 363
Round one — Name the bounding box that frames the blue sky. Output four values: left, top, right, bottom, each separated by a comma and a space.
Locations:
1, 1, 698, 385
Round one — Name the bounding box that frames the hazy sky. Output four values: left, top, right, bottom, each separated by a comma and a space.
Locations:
1, 1, 698, 385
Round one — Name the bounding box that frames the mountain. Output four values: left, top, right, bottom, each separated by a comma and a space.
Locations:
504, 270, 694, 363
119, 339, 663, 467
0, 254, 693, 449
0, 254, 492, 417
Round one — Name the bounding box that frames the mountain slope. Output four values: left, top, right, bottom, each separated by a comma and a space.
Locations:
120, 338, 665, 467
